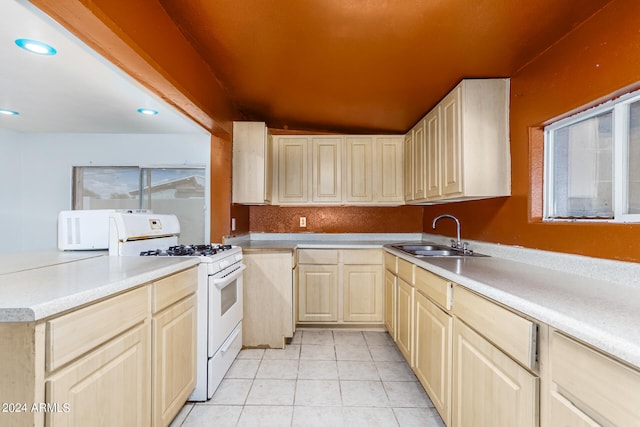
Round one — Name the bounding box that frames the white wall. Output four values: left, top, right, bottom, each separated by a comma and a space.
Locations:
1, 132, 210, 253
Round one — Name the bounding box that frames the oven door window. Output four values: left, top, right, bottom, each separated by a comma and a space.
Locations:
220, 280, 238, 315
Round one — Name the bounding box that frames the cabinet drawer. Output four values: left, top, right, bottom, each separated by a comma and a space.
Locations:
384, 252, 397, 273
397, 258, 414, 284
298, 249, 339, 264
46, 286, 150, 372
152, 267, 198, 313
550, 331, 640, 425
414, 267, 451, 311
453, 286, 536, 370
343, 249, 382, 265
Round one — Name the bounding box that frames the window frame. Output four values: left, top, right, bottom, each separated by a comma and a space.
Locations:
544, 90, 640, 223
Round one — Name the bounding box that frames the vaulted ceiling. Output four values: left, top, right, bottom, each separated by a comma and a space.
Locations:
159, 0, 614, 134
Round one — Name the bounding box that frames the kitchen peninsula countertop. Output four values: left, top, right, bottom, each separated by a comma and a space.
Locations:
0, 252, 199, 322
230, 232, 640, 369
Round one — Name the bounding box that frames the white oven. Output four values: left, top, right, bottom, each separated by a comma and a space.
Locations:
106, 212, 245, 401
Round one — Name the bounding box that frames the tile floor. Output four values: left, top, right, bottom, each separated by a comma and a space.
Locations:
170, 329, 446, 427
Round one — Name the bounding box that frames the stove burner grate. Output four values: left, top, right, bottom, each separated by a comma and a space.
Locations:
139, 244, 233, 257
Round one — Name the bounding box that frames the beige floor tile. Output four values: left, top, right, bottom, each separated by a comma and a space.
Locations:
237, 405, 293, 427
245, 379, 296, 405
333, 330, 366, 346
337, 360, 379, 381
393, 407, 446, 427
375, 361, 417, 382
292, 406, 344, 427
255, 359, 299, 379
302, 329, 335, 345
236, 348, 265, 360
181, 405, 242, 427
300, 344, 336, 360
335, 344, 373, 361
290, 330, 302, 344
295, 379, 342, 406
209, 378, 252, 405
168, 403, 193, 427
343, 407, 399, 427
225, 358, 260, 379
263, 344, 301, 360
369, 344, 405, 362
298, 360, 339, 380
363, 331, 395, 346
340, 380, 390, 407
383, 381, 434, 408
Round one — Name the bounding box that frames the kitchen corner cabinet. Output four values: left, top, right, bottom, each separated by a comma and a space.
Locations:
297, 249, 383, 325
151, 268, 198, 427
0, 267, 197, 427
548, 330, 640, 426
407, 78, 510, 204
242, 250, 296, 348
232, 121, 274, 204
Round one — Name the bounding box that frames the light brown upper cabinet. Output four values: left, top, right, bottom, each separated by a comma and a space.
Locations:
407, 78, 511, 204
232, 121, 274, 204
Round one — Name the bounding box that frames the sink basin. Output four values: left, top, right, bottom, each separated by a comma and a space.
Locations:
390, 243, 489, 258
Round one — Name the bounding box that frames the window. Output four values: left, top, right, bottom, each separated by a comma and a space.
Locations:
73, 166, 206, 242
544, 90, 640, 222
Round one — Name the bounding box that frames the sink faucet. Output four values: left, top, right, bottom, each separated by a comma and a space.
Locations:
432, 214, 463, 250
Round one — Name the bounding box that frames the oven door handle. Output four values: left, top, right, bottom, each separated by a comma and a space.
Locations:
213, 264, 246, 290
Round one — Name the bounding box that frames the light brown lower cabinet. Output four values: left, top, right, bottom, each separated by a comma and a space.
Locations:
396, 277, 413, 365
413, 290, 452, 426
0, 266, 197, 427
383, 268, 397, 339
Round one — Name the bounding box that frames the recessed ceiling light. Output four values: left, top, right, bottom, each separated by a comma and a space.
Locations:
0, 109, 19, 116
15, 38, 57, 56
137, 108, 159, 116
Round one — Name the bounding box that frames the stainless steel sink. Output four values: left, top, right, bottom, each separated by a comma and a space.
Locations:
390, 242, 489, 258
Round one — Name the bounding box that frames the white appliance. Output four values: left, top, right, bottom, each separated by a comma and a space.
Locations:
58, 209, 151, 250
108, 212, 245, 401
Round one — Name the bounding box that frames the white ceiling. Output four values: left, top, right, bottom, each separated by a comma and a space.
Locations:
0, 0, 207, 134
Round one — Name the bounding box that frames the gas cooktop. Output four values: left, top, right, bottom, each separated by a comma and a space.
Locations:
139, 244, 233, 257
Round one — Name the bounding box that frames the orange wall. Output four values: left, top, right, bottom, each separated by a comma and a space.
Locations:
421, 0, 640, 262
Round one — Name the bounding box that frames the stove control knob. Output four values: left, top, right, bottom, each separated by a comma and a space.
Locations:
219, 260, 230, 270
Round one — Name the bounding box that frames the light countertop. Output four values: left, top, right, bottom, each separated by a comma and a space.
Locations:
0, 253, 199, 322
230, 232, 640, 369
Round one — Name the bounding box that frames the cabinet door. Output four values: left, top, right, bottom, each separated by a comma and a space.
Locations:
277, 136, 308, 203
403, 132, 414, 202
413, 120, 427, 200
384, 269, 396, 339
311, 136, 342, 203
46, 322, 151, 427
425, 106, 442, 199
452, 319, 538, 427
153, 295, 197, 427
396, 278, 413, 366
414, 291, 451, 426
441, 86, 463, 197
376, 136, 404, 203
343, 264, 383, 322
298, 264, 338, 322
232, 121, 272, 204
345, 136, 373, 203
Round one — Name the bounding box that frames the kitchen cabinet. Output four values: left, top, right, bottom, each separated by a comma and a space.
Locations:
232, 121, 274, 204
413, 267, 452, 426
242, 250, 296, 348
548, 330, 640, 426
151, 268, 197, 427
383, 252, 398, 339
403, 132, 414, 202
297, 249, 383, 325
311, 136, 342, 203
395, 258, 414, 365
451, 285, 538, 427
344, 135, 404, 204
0, 266, 197, 427
276, 136, 309, 204
406, 78, 510, 204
